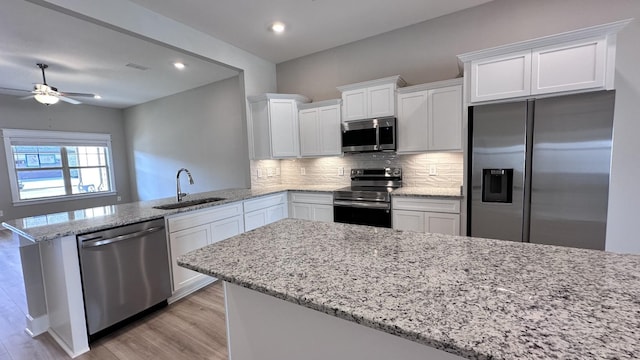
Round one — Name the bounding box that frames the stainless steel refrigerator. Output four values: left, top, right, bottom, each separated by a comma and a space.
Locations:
468, 91, 615, 250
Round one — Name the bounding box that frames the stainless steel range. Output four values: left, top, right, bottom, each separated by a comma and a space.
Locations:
333, 167, 402, 228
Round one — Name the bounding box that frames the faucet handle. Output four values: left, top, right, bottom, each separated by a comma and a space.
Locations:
178, 192, 188, 201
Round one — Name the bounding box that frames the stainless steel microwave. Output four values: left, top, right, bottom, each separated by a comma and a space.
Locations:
341, 117, 396, 153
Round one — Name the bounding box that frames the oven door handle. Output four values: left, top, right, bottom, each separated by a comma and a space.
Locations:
333, 200, 390, 210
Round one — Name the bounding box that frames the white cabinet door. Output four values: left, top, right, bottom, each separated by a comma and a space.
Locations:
291, 203, 312, 220
312, 204, 334, 223
299, 105, 341, 157
471, 50, 532, 102
397, 90, 429, 153
170, 224, 210, 291
298, 108, 320, 156
368, 83, 395, 118
428, 85, 462, 151
244, 209, 267, 232
425, 212, 460, 236
266, 203, 287, 225
393, 210, 425, 233
269, 99, 299, 158
531, 37, 606, 95
342, 88, 368, 121
318, 105, 341, 155
211, 215, 244, 244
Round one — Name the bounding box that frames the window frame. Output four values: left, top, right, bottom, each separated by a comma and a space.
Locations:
2, 129, 117, 205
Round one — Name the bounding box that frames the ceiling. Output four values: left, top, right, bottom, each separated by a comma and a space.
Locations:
130, 0, 493, 64
0, 0, 239, 108
0, 0, 492, 109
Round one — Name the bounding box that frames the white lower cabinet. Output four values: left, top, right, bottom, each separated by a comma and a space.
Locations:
392, 197, 460, 235
167, 201, 244, 302
244, 192, 288, 232
289, 192, 334, 222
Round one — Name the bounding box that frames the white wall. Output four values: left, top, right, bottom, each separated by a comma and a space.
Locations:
124, 77, 248, 201
0, 95, 131, 220
276, 0, 640, 253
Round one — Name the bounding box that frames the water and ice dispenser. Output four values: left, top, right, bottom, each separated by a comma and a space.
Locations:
482, 169, 513, 203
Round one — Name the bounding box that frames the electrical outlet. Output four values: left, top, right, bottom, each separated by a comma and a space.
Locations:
338, 167, 344, 176
117, 196, 122, 202
275, 167, 281, 176
300, 167, 306, 175
267, 168, 274, 177
429, 165, 438, 176
0, 210, 3, 217
257, 168, 264, 178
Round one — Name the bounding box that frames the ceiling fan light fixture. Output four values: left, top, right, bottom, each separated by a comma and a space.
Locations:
34, 93, 59, 105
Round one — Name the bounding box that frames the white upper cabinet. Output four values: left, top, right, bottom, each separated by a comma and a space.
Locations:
298, 100, 341, 157
470, 50, 532, 102
531, 37, 606, 95
397, 78, 463, 153
248, 93, 310, 159
337, 76, 406, 121
458, 19, 631, 104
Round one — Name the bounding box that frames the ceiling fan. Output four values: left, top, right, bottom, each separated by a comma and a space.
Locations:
0, 63, 97, 105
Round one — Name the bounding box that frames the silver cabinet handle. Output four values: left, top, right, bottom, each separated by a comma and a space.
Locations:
81, 226, 164, 248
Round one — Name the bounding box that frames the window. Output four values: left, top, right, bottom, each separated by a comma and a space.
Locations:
3, 129, 116, 204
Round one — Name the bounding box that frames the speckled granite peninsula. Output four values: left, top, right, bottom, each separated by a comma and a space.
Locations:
179, 219, 640, 360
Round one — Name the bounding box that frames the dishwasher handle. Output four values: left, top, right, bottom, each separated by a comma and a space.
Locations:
81, 226, 165, 248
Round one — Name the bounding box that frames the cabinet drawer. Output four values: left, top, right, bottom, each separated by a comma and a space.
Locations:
289, 192, 333, 205
168, 201, 243, 233
244, 192, 287, 213
392, 197, 460, 213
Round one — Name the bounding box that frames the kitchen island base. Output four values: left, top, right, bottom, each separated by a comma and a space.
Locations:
224, 282, 463, 360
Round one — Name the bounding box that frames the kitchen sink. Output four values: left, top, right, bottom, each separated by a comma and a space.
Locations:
153, 197, 225, 210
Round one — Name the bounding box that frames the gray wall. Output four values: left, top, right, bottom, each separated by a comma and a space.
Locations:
0, 95, 131, 220
124, 76, 249, 201
276, 0, 640, 253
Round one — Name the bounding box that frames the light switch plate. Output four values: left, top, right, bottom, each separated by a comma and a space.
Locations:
0, 210, 3, 217
267, 168, 274, 177
338, 167, 344, 176
275, 167, 281, 176
300, 167, 306, 175
429, 165, 438, 176
257, 168, 264, 178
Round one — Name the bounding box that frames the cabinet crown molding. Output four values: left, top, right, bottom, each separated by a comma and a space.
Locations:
297, 99, 342, 110
397, 78, 463, 94
337, 75, 406, 92
247, 93, 310, 103
456, 18, 632, 64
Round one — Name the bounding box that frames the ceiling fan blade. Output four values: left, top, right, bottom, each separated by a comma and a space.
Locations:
59, 91, 96, 98
0, 86, 33, 93
58, 96, 82, 105
19, 95, 35, 100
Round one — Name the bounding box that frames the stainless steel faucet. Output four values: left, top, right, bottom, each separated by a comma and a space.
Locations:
176, 168, 194, 202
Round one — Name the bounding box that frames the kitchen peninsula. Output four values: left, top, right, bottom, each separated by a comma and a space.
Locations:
179, 219, 640, 360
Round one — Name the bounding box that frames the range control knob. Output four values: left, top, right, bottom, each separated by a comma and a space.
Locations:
392, 168, 401, 177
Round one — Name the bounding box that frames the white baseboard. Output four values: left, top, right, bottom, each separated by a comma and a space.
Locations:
48, 328, 90, 359
25, 314, 48, 337
168, 277, 217, 304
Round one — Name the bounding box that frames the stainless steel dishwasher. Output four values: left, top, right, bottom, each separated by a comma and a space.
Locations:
77, 218, 171, 339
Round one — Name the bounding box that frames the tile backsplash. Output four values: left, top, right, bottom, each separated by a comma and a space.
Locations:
251, 152, 463, 189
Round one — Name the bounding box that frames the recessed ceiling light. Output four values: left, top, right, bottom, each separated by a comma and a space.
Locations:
271, 22, 286, 34
94, 95, 102, 99
173, 62, 186, 70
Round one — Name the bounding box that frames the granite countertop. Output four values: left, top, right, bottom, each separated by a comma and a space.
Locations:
178, 219, 640, 360
1, 187, 288, 242
1, 184, 462, 243
392, 186, 463, 198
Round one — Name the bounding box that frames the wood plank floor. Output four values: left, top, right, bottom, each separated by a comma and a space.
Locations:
0, 229, 228, 360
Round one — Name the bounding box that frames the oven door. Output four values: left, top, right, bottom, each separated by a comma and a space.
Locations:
333, 200, 392, 228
